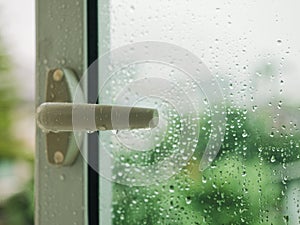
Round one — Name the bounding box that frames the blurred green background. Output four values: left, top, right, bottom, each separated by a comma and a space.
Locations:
111, 105, 299, 224
0, 38, 34, 225
0, 1, 35, 224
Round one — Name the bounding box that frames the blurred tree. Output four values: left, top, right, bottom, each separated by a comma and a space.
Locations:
0, 38, 33, 161
0, 37, 34, 225
0, 38, 17, 159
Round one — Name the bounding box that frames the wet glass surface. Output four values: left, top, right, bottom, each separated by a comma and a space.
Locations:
97, 1, 300, 224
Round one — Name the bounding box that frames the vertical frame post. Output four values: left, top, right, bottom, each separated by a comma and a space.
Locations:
35, 0, 87, 224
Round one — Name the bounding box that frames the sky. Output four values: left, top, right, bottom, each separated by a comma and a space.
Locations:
0, 0, 35, 101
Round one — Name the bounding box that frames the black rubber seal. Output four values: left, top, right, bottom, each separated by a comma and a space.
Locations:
87, 0, 99, 224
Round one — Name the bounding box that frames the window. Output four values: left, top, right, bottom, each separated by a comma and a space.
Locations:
36, 1, 300, 224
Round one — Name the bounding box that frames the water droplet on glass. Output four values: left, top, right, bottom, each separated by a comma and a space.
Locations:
169, 185, 175, 193
242, 131, 248, 138
185, 197, 192, 205
202, 176, 207, 184
118, 172, 123, 177
111, 130, 119, 134
270, 155, 276, 163
130, 5, 135, 10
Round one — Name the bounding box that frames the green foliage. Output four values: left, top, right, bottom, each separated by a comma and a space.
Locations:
2, 180, 34, 225
111, 107, 295, 224
0, 40, 32, 161
0, 39, 34, 225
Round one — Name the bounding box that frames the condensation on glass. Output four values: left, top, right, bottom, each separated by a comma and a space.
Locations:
98, 1, 300, 224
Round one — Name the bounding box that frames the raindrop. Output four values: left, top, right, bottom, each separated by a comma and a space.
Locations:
169, 185, 175, 193
270, 155, 276, 163
242, 130, 248, 138
112, 130, 119, 134
255, 71, 262, 77
118, 172, 123, 177
283, 215, 289, 223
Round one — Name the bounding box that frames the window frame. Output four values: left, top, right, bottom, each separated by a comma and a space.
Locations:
35, 0, 87, 224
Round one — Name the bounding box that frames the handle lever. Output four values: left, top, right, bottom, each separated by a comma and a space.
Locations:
37, 102, 158, 133
37, 68, 158, 166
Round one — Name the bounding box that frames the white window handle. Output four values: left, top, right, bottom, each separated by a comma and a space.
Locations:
37, 102, 158, 132
36, 68, 158, 166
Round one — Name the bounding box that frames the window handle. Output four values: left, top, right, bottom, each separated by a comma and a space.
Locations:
36, 68, 158, 166
37, 102, 158, 133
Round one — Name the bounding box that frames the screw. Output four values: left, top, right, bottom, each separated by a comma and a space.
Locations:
53, 69, 64, 81
54, 151, 64, 164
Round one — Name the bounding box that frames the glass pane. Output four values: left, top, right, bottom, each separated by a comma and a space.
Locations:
97, 1, 300, 224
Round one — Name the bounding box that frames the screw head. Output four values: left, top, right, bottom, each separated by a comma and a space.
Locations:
53, 69, 64, 81
54, 151, 64, 164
